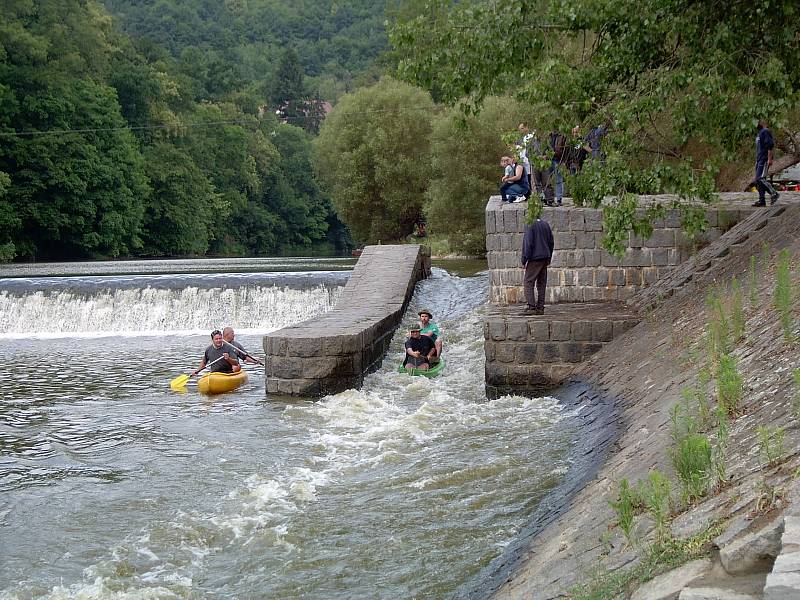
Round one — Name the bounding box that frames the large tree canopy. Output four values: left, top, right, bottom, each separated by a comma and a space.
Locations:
0, 0, 149, 259
426, 96, 533, 255
313, 77, 436, 243
390, 0, 800, 250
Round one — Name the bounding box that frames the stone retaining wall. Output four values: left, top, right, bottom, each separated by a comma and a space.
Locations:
484, 303, 639, 395
263, 244, 430, 397
487, 194, 758, 305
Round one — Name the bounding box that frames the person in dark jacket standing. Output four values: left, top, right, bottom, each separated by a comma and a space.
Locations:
521, 217, 555, 314
751, 120, 779, 207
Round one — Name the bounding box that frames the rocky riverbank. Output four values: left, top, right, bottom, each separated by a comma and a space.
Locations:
483, 203, 800, 599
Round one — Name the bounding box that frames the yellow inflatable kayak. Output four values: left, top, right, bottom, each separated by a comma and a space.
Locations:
197, 371, 248, 395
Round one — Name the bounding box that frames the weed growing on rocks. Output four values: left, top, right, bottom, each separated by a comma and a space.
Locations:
757, 425, 785, 467
753, 479, 785, 516
793, 368, 800, 419
609, 478, 639, 545
671, 433, 712, 504
568, 523, 723, 600
712, 405, 730, 489
669, 404, 712, 503
730, 277, 744, 342
716, 354, 743, 416
749, 255, 758, 309
680, 383, 711, 430
640, 470, 672, 539
706, 291, 731, 359
774, 249, 795, 343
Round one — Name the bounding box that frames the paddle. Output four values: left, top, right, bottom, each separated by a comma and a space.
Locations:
222, 341, 264, 366
169, 355, 226, 391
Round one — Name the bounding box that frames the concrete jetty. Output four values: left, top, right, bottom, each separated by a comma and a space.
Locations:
263, 244, 430, 397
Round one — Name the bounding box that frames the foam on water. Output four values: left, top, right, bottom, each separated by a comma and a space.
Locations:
0, 285, 341, 338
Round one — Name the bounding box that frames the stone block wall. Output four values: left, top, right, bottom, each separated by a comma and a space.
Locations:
263, 244, 430, 397
486, 194, 756, 305
484, 303, 639, 396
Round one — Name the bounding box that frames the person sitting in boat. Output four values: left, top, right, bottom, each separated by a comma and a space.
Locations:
191, 329, 241, 376
222, 327, 263, 365
404, 327, 435, 371
418, 309, 442, 362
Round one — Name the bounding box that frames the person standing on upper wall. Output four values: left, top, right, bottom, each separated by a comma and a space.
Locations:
750, 120, 780, 207
546, 130, 567, 206
521, 215, 555, 315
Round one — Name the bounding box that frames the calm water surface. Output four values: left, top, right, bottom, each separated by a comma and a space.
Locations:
0, 259, 576, 599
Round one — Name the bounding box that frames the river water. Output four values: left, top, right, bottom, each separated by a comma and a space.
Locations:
0, 259, 576, 599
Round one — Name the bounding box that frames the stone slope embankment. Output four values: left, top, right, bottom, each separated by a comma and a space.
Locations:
492, 204, 800, 599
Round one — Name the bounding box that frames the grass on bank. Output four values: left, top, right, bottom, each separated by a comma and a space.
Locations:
568, 524, 723, 600
571, 247, 798, 599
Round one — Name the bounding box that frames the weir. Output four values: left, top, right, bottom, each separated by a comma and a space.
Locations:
263, 244, 430, 397
484, 193, 763, 394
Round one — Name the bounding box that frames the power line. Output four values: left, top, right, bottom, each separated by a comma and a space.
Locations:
0, 118, 263, 138
0, 104, 443, 138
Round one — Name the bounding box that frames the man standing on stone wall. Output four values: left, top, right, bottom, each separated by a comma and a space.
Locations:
750, 120, 780, 207
521, 215, 555, 315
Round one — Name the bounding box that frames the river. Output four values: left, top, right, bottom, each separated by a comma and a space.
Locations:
0, 258, 576, 599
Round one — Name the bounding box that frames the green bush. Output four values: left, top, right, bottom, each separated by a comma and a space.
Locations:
712, 402, 729, 488
610, 478, 639, 544
717, 354, 743, 416
670, 433, 712, 503
774, 249, 795, 343
706, 291, 731, 360
757, 425, 785, 466
749, 255, 759, 309
793, 368, 800, 420
641, 470, 672, 538
731, 278, 745, 342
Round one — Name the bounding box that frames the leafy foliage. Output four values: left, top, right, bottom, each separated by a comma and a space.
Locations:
390, 0, 800, 248
313, 77, 435, 243
104, 0, 390, 105
0, 0, 343, 261
426, 96, 532, 253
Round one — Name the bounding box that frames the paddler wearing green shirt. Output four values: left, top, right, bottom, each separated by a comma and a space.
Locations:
417, 309, 442, 362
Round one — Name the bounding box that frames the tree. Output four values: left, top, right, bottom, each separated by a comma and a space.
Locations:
390, 0, 800, 252
270, 124, 330, 247
140, 143, 219, 256
271, 48, 306, 108
0, 171, 16, 262
0, 0, 150, 260
426, 96, 532, 254
313, 76, 436, 243
1, 79, 149, 259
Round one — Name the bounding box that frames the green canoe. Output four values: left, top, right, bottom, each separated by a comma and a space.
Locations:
398, 357, 446, 378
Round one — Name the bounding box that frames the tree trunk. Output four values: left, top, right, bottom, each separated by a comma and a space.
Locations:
735, 153, 800, 192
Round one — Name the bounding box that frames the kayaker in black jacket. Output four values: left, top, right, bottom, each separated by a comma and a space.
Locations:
521, 217, 555, 315
404, 327, 434, 371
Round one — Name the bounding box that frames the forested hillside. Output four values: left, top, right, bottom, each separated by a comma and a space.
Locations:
104, 0, 389, 103
0, 0, 388, 262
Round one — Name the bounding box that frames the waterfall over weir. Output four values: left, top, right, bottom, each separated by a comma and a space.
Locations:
0, 272, 346, 338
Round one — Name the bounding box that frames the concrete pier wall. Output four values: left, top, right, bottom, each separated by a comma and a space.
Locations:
263, 244, 430, 397
484, 303, 639, 396
486, 194, 757, 305
482, 193, 767, 393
